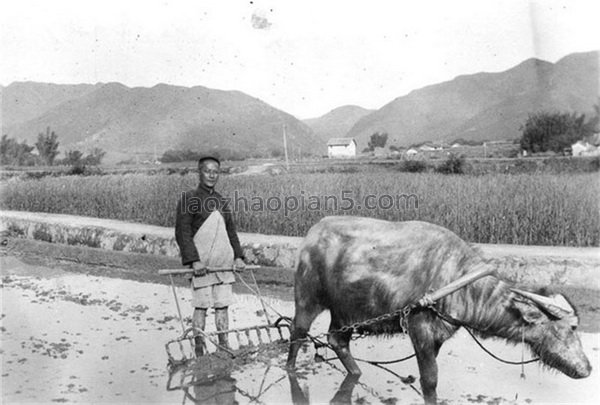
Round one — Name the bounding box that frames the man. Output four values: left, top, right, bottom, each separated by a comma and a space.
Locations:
175, 156, 245, 356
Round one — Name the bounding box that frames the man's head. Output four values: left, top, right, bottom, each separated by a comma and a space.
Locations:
198, 156, 220, 189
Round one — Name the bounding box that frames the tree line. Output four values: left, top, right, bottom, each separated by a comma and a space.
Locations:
0, 127, 105, 167
520, 103, 599, 154
3, 105, 597, 167
366, 102, 598, 156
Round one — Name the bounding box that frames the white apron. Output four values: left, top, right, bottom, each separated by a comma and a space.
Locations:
191, 210, 235, 288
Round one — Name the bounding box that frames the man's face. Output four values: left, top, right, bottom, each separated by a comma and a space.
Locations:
199, 160, 220, 189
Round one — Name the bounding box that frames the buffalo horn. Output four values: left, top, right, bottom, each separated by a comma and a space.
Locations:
511, 288, 577, 322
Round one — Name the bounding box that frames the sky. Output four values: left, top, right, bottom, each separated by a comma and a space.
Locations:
1, 0, 599, 119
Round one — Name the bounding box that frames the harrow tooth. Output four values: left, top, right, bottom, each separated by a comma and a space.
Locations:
255, 327, 264, 344
245, 329, 254, 346
165, 323, 291, 364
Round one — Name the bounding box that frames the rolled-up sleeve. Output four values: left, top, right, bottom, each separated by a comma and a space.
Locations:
175, 191, 199, 266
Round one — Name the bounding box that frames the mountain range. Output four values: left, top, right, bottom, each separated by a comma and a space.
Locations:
1, 50, 597, 162
302, 105, 373, 141
346, 50, 599, 148
1, 82, 321, 163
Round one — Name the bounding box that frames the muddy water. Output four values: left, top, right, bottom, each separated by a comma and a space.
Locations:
2, 256, 599, 404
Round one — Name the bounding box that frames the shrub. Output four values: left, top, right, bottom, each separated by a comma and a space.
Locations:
66, 164, 104, 176
436, 154, 465, 174
400, 160, 428, 173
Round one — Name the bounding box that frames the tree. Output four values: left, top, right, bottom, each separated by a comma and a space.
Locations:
35, 127, 60, 165
583, 102, 600, 135
520, 111, 593, 154
367, 132, 388, 151
64, 150, 84, 166
436, 153, 465, 174
0, 135, 36, 166
83, 148, 106, 166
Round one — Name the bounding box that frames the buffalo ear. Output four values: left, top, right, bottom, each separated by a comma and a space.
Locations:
513, 299, 548, 325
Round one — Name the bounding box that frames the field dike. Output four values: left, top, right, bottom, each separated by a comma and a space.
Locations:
1, 210, 598, 290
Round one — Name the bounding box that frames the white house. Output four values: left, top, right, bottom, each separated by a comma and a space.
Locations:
571, 134, 600, 157
419, 144, 437, 151
327, 138, 357, 158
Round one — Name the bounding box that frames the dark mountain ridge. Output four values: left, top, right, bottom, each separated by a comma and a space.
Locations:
2, 82, 320, 162
2, 51, 597, 161
347, 50, 599, 148
303, 105, 374, 142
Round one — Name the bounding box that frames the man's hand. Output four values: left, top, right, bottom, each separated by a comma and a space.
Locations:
234, 258, 246, 271
192, 260, 207, 277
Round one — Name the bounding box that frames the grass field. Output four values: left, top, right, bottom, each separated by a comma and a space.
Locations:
1, 170, 598, 246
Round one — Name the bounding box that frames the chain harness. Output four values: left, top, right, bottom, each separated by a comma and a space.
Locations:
237, 267, 541, 373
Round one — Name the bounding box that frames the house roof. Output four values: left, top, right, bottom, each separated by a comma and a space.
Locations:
573, 133, 600, 147
327, 138, 356, 146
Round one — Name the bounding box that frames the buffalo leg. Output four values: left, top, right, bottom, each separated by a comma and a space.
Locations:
330, 373, 360, 404
287, 302, 323, 370
328, 316, 361, 375
408, 311, 445, 405
287, 371, 309, 405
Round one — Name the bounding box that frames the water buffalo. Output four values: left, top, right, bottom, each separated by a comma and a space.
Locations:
286, 216, 591, 404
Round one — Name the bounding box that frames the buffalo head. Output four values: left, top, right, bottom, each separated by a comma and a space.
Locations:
511, 289, 591, 379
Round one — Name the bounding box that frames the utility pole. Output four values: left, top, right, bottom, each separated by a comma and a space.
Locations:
282, 124, 289, 170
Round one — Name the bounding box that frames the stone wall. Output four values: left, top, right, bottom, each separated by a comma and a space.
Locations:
1, 210, 598, 289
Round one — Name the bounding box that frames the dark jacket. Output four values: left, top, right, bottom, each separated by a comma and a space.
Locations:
175, 183, 244, 266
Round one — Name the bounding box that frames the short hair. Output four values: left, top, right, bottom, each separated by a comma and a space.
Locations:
198, 155, 220, 168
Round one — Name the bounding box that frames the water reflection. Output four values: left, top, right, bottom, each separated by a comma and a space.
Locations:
288, 372, 360, 405
166, 354, 237, 404
166, 356, 364, 404
186, 376, 237, 404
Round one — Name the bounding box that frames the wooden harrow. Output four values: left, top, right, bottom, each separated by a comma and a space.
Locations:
159, 266, 291, 366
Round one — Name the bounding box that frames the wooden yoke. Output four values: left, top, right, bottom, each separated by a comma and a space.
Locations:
417, 265, 496, 307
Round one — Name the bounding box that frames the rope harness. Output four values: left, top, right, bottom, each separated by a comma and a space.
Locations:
296, 303, 539, 365
427, 306, 540, 366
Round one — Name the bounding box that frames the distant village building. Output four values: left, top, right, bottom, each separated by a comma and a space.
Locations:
419, 143, 435, 152
327, 138, 357, 158
419, 144, 439, 151
406, 148, 419, 156
571, 134, 600, 157
389, 147, 405, 158
372, 146, 387, 157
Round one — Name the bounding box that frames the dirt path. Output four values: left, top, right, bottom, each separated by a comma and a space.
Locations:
3, 237, 599, 332
1, 237, 295, 301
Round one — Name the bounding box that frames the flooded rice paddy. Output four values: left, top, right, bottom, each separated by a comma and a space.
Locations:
2, 255, 599, 404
